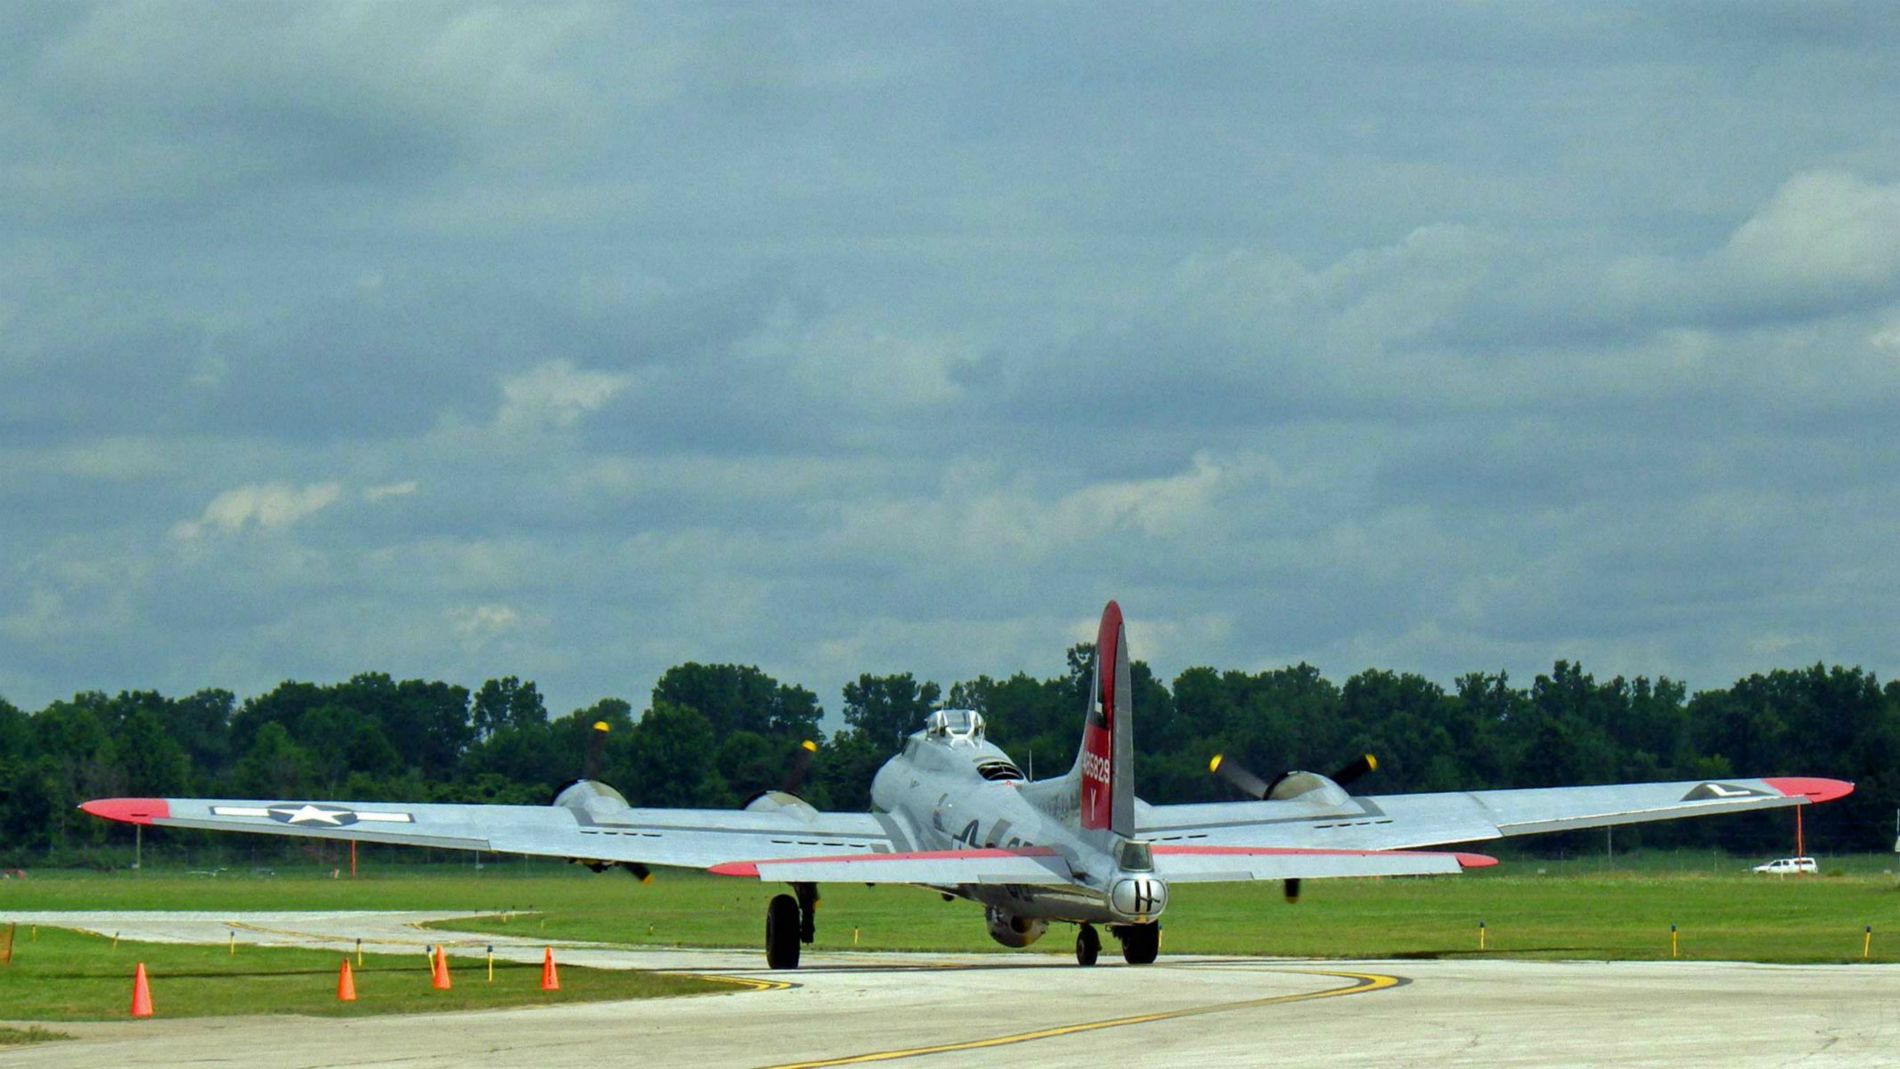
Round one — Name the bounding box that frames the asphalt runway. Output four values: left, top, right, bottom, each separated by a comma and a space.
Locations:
3, 911, 1895, 1068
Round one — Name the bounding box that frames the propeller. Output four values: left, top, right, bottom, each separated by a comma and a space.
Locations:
584, 859, 652, 883
1208, 752, 1378, 800
1208, 754, 1270, 799
1207, 751, 1380, 904
584, 720, 610, 782
1328, 754, 1378, 790
782, 742, 822, 926
581, 734, 818, 890
783, 739, 818, 795
573, 721, 650, 883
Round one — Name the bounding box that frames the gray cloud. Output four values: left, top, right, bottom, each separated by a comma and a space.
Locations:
3, 3, 1899, 718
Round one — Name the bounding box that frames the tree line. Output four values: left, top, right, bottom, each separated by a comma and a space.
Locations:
2, 651, 1894, 866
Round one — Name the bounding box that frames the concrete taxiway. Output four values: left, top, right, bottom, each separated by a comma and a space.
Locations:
2, 911, 1895, 1068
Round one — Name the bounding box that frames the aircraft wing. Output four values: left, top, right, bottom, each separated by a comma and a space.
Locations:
80, 796, 908, 871
1137, 776, 1854, 853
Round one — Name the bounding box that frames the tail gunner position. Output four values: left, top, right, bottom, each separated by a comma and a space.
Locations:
81, 601, 1854, 969
855, 601, 1170, 964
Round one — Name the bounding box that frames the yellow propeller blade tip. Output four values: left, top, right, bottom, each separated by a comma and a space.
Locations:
1366, 754, 1378, 771
801, 740, 818, 752
639, 873, 653, 885
1209, 755, 1223, 774
593, 721, 611, 733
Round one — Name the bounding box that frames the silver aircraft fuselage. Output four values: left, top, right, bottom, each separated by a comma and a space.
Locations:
868, 713, 1167, 928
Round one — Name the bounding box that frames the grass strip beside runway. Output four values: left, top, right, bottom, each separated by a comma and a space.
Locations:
0, 1026, 74, 1046
434, 862, 1899, 964
0, 926, 726, 1021
5, 852, 1896, 966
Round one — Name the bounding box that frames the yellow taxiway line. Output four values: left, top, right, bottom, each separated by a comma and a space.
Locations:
757, 968, 1405, 1068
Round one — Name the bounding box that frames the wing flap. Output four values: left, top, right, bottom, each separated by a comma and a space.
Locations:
709, 848, 1076, 885
1153, 845, 1495, 883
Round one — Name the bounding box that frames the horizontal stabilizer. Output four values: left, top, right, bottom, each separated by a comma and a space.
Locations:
709, 848, 1076, 885
1152, 845, 1495, 884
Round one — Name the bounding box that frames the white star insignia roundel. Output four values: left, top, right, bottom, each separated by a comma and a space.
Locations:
273, 804, 352, 825
209, 804, 413, 825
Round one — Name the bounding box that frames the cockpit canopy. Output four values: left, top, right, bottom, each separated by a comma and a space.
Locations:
924, 708, 986, 745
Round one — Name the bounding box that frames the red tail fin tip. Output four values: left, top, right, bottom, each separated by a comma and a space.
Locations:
1078, 601, 1135, 836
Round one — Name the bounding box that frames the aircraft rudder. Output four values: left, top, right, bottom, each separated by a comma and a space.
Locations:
1076, 600, 1135, 836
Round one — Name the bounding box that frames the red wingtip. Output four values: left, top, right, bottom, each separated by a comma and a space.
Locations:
1454, 853, 1500, 869
1763, 777, 1855, 804
80, 798, 170, 826
708, 862, 760, 878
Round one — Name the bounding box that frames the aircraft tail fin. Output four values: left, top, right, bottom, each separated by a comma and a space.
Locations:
1072, 600, 1135, 837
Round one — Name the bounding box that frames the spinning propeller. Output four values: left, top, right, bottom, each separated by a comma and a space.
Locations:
570, 721, 653, 882
1206, 751, 1379, 903
584, 719, 610, 782
569, 725, 819, 889
783, 739, 818, 796
770, 740, 821, 934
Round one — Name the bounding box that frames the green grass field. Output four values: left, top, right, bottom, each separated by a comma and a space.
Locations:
0, 1026, 74, 1046
6, 851, 1895, 967
434, 864, 1898, 964
0, 925, 726, 1025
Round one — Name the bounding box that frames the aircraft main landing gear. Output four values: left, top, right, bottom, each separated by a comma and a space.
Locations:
1075, 923, 1100, 966
1113, 922, 1160, 965
765, 894, 801, 969
765, 882, 820, 970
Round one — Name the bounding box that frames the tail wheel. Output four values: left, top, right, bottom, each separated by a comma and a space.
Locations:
1075, 924, 1100, 967
765, 893, 802, 969
1116, 923, 1159, 965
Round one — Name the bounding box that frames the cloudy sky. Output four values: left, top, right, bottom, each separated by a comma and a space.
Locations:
4, 3, 1898, 722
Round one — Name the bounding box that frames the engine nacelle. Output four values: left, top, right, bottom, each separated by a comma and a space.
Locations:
742, 790, 819, 821
553, 779, 635, 822
984, 905, 1049, 948
1265, 770, 1353, 809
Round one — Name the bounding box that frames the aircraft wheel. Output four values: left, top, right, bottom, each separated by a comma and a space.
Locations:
766, 893, 802, 969
1075, 924, 1100, 967
1117, 922, 1159, 965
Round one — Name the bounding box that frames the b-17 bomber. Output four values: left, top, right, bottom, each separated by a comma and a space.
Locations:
83, 601, 1853, 969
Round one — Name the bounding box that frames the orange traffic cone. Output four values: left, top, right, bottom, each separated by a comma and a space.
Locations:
432, 945, 452, 990
130, 962, 154, 1018
337, 959, 357, 1002
540, 946, 560, 991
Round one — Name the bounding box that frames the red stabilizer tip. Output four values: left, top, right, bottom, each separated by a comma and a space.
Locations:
1454, 853, 1501, 869
81, 798, 170, 825
1763, 777, 1854, 804
708, 862, 760, 878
